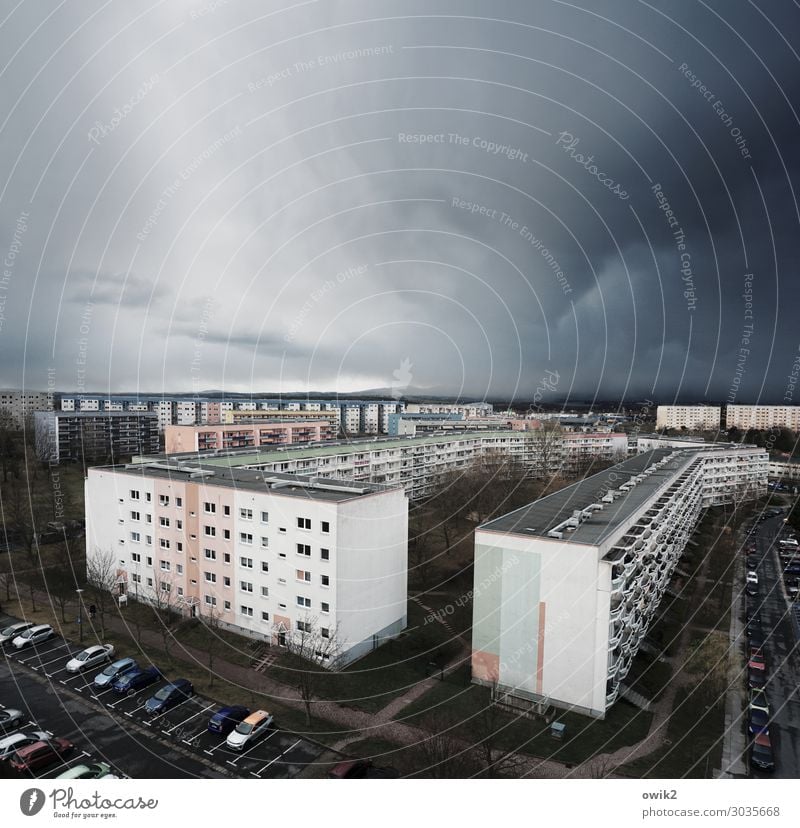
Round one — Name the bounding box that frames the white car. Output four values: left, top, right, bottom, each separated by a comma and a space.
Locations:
11, 624, 54, 649
0, 622, 35, 645
65, 644, 115, 673
0, 730, 52, 760
746, 571, 759, 585
226, 710, 274, 751
0, 709, 25, 730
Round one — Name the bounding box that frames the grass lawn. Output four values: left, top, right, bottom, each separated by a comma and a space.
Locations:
624, 650, 675, 701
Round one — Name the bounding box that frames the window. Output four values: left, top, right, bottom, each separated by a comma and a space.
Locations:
261, 536, 269, 548
176, 586, 184, 597
240, 605, 253, 617
204, 525, 216, 537
279, 527, 287, 534
240, 581, 253, 593
261, 586, 269, 598
260, 511, 269, 523
205, 572, 217, 583
224, 552, 231, 564
296, 596, 311, 608
321, 627, 330, 639
176, 541, 183, 552
204, 502, 216, 514
296, 570, 311, 583
239, 533, 253, 545
261, 561, 269, 574
159, 517, 170, 528
160, 538, 170, 549
204, 548, 216, 560
146, 577, 153, 587
145, 492, 152, 502
320, 548, 330, 561
160, 560, 170, 571
176, 564, 184, 575
223, 576, 231, 587
145, 535, 152, 546
160, 582, 171, 593
240, 508, 253, 520
223, 529, 231, 540
321, 574, 330, 587
240, 556, 253, 568
132, 573, 141, 584
130, 511, 140, 521
279, 602, 287, 609
146, 514, 152, 523
176, 497, 182, 508
130, 489, 140, 501
224, 601, 231, 611
159, 495, 169, 506
131, 552, 141, 563
176, 520, 183, 530
321, 602, 330, 614
130, 531, 141, 542
321, 521, 330, 534
297, 543, 311, 557
296, 620, 311, 632
261, 611, 270, 622
146, 556, 153, 567
205, 595, 217, 606
223, 505, 231, 516
297, 517, 311, 530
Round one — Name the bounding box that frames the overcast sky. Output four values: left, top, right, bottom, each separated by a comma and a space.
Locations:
0, 0, 798, 405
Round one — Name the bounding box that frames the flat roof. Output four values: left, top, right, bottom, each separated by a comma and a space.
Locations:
479, 449, 692, 545
93, 462, 396, 502
40, 410, 158, 418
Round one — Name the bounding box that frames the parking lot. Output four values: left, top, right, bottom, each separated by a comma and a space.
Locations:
744, 513, 800, 778
0, 613, 324, 779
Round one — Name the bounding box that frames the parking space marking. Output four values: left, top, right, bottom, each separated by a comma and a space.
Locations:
226, 732, 277, 766
202, 737, 228, 754
17, 641, 71, 663
147, 697, 193, 725
125, 702, 149, 718
165, 702, 215, 735
253, 739, 301, 777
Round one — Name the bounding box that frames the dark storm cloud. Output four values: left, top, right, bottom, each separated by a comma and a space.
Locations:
0, 0, 797, 402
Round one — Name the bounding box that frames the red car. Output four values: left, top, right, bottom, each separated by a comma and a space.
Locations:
749, 649, 766, 671
9, 738, 73, 773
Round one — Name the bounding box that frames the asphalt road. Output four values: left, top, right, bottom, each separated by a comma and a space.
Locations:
0, 613, 324, 779
748, 514, 800, 779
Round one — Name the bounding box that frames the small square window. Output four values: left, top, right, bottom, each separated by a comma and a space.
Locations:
261, 611, 270, 622
223, 505, 231, 516
320, 548, 330, 561
321, 602, 330, 613
321, 521, 330, 533
321, 574, 330, 587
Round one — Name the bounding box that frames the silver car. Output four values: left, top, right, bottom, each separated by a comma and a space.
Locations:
11, 624, 54, 649
0, 622, 35, 645
93, 657, 137, 688
66, 644, 115, 673
0, 730, 52, 760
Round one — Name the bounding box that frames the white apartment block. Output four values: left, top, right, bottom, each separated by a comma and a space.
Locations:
405, 401, 494, 418
725, 405, 800, 431
0, 389, 54, 428
471, 444, 767, 718
86, 463, 408, 667
655, 405, 721, 431
142, 431, 629, 501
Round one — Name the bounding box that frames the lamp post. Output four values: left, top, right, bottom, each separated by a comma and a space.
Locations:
75, 588, 84, 643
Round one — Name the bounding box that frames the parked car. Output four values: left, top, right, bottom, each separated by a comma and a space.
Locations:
207, 705, 250, 735
748, 668, 767, 689
9, 738, 73, 773
0, 730, 52, 761
0, 709, 25, 730
0, 622, 35, 645
746, 571, 758, 585
11, 624, 54, 650
65, 644, 115, 674
748, 709, 770, 736
746, 582, 758, 597
749, 629, 766, 650
144, 679, 193, 715
111, 665, 162, 695
55, 762, 113, 779
94, 657, 138, 689
750, 732, 775, 771
225, 710, 273, 751
746, 556, 758, 569
749, 649, 766, 671
749, 688, 770, 715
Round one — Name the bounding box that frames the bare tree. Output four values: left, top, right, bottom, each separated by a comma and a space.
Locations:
406, 712, 483, 778
86, 548, 119, 637
282, 616, 342, 725
527, 423, 564, 479
198, 600, 224, 687
151, 571, 180, 659
471, 686, 528, 778
0, 409, 21, 482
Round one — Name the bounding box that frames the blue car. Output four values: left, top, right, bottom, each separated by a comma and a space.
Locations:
112, 665, 162, 695
144, 679, 194, 715
207, 705, 250, 735
94, 657, 138, 689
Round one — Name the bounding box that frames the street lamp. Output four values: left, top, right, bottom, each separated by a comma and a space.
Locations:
75, 588, 84, 643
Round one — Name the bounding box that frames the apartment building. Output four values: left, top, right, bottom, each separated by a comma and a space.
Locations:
139, 430, 628, 501
405, 401, 494, 418
35, 411, 160, 463
0, 389, 54, 428
725, 405, 800, 431
164, 420, 335, 454
768, 458, 800, 482
471, 444, 767, 718
85, 463, 408, 667
655, 405, 721, 431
